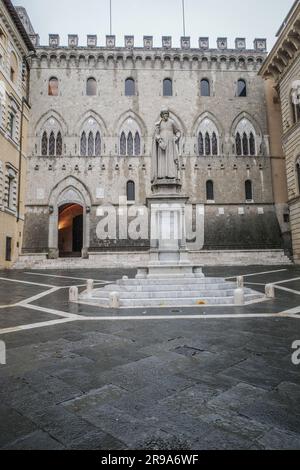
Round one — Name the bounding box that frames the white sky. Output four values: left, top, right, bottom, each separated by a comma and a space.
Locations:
13, 0, 295, 51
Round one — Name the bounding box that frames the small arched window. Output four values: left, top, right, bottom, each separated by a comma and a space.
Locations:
201, 79, 210, 97
163, 78, 173, 97
95, 131, 101, 156
237, 79, 247, 97
49, 131, 55, 156
205, 132, 211, 155
242, 132, 249, 155
125, 78, 135, 96
88, 131, 94, 156
41, 131, 48, 156
245, 180, 253, 201
134, 132, 141, 156
206, 180, 214, 201
127, 132, 133, 156
120, 132, 126, 155
48, 77, 58, 96
212, 132, 218, 156
127, 181, 135, 201
249, 132, 256, 156
80, 132, 87, 156
86, 77, 97, 96
236, 133, 242, 156
56, 131, 62, 156
198, 133, 204, 156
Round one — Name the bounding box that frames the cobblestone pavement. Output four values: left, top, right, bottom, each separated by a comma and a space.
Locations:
0, 266, 300, 450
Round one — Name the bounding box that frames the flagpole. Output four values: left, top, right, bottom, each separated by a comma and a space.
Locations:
182, 0, 186, 36
110, 0, 112, 35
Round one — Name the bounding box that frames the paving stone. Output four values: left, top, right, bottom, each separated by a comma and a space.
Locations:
257, 428, 300, 450
0, 406, 37, 448
3, 430, 65, 450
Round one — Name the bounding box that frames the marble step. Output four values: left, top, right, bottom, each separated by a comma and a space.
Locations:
118, 294, 263, 307
92, 288, 255, 299
104, 283, 239, 292
117, 278, 236, 286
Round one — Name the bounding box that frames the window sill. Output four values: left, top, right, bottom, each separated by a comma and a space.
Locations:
126, 200, 135, 205
246, 200, 254, 204
206, 200, 215, 204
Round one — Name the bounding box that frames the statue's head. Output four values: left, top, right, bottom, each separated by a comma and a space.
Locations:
160, 107, 170, 121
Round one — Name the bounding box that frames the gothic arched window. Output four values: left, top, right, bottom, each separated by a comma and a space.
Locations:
127, 180, 135, 201
48, 77, 58, 96
56, 131, 62, 156
80, 132, 87, 156
163, 78, 173, 97
120, 132, 126, 155
49, 131, 55, 156
134, 132, 141, 156
235, 118, 257, 157
206, 180, 214, 201
198, 132, 204, 156
86, 77, 97, 96
245, 180, 253, 201
79, 118, 102, 157
42, 131, 48, 156
201, 79, 210, 97
237, 79, 247, 97
125, 78, 135, 96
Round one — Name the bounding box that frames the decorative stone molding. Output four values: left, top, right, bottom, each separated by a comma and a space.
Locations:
125, 35, 134, 49
87, 35, 97, 47
143, 36, 153, 49
68, 34, 79, 47
49, 34, 59, 47
106, 35, 116, 48
235, 38, 246, 50
162, 36, 172, 49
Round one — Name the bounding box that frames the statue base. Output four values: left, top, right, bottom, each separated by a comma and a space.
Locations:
151, 178, 182, 196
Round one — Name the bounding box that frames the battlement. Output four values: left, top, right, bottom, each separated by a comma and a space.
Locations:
28, 34, 267, 53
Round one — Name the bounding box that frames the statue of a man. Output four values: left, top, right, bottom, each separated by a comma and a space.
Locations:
152, 107, 181, 182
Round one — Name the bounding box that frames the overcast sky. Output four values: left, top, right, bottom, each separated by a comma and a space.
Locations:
13, 0, 294, 51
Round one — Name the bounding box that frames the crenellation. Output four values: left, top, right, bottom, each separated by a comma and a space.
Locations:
87, 34, 97, 47
49, 34, 60, 47
68, 34, 79, 48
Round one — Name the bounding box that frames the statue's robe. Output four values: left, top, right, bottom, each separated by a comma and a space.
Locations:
152, 118, 181, 181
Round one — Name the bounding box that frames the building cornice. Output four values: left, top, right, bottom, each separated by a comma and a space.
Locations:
1, 0, 35, 52
259, 1, 300, 82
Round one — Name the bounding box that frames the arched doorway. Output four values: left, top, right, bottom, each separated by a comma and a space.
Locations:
58, 204, 83, 257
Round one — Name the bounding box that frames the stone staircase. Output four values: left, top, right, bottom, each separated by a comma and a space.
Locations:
80, 276, 266, 308
13, 249, 291, 270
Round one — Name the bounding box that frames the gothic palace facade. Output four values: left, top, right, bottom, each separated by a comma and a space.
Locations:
2, 1, 295, 266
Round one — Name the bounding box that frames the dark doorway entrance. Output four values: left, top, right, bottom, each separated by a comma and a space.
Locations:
58, 204, 83, 257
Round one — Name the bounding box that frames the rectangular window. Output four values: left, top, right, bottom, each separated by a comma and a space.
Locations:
9, 112, 15, 139
5, 237, 12, 262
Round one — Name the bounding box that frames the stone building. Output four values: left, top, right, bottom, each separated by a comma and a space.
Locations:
0, 0, 34, 268
260, 0, 300, 263
18, 26, 292, 266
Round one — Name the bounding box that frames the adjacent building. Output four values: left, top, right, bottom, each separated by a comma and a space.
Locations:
260, 0, 300, 262
0, 0, 34, 268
